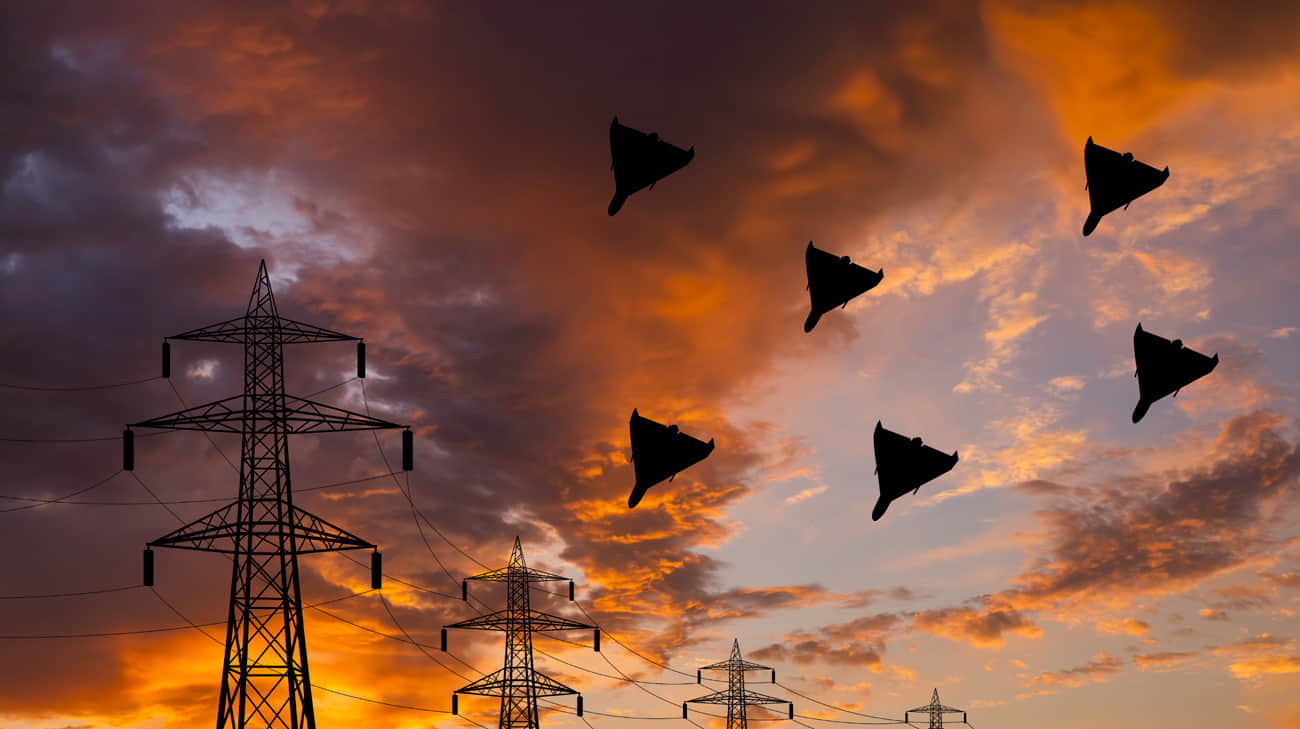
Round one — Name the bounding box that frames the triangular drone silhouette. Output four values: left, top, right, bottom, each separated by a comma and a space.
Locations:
1083, 136, 1170, 236
872, 421, 958, 521
608, 116, 694, 216
1131, 323, 1219, 423
627, 409, 715, 508
804, 241, 883, 332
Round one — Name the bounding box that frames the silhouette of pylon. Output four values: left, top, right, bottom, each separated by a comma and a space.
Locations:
128, 261, 409, 729
444, 537, 596, 729
905, 689, 966, 729
685, 639, 791, 729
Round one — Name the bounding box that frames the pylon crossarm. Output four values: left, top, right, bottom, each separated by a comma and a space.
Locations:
281, 395, 405, 432
735, 690, 788, 705
455, 668, 578, 698
699, 658, 772, 672
521, 669, 580, 697
466, 567, 570, 583
444, 609, 591, 633
445, 610, 512, 630
149, 501, 374, 554
170, 315, 358, 345
291, 505, 374, 552
528, 610, 596, 632
168, 315, 248, 343
130, 394, 404, 433
271, 316, 358, 344
686, 691, 732, 705
131, 395, 245, 432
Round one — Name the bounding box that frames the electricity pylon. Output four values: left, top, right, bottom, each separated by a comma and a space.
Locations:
906, 689, 966, 729
685, 639, 792, 729
443, 537, 596, 729
127, 261, 410, 729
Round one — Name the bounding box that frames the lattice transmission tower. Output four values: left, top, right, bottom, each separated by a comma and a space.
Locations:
442, 537, 596, 729
685, 639, 792, 729
126, 260, 412, 729
905, 689, 966, 729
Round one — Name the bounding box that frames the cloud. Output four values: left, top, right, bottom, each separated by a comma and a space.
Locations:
1134, 652, 1198, 670
786, 485, 829, 505
750, 613, 904, 670
1048, 376, 1085, 393
1226, 655, 1300, 680
1024, 652, 1123, 688
911, 604, 1042, 648
994, 411, 1300, 613
1096, 617, 1150, 637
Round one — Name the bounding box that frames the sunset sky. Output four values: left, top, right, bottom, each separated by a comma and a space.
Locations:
2, 1, 1299, 728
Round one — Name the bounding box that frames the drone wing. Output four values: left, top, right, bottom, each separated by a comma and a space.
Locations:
1122, 157, 1170, 204
914, 444, 960, 489
1169, 344, 1219, 393
668, 429, 715, 472
650, 137, 695, 184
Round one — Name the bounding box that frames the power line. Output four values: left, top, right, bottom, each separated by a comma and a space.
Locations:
775, 682, 903, 723
0, 584, 141, 600
0, 589, 371, 640
0, 471, 400, 507
0, 469, 124, 513
0, 431, 168, 444
0, 375, 161, 391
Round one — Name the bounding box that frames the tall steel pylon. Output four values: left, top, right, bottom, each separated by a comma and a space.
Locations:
685, 639, 792, 729
127, 260, 410, 729
905, 689, 966, 729
443, 537, 596, 729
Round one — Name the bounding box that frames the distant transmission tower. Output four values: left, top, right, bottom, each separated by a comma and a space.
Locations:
906, 689, 966, 729
442, 537, 596, 729
685, 639, 792, 729
126, 260, 412, 729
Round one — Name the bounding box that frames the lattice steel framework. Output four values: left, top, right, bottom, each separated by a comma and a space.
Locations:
906, 689, 966, 729
130, 261, 407, 729
686, 639, 791, 729
445, 537, 595, 729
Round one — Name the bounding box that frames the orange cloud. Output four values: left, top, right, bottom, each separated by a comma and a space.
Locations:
1134, 652, 1198, 670
982, 1, 1205, 144
1025, 652, 1123, 688
911, 604, 1041, 648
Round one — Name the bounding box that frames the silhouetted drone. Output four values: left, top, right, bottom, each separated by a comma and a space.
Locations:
627, 409, 715, 508
1131, 323, 1218, 423
1083, 137, 1169, 236
804, 242, 883, 333
872, 422, 958, 521
608, 117, 694, 216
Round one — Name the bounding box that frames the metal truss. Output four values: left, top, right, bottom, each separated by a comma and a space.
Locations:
445, 537, 595, 729
129, 261, 406, 729
687, 640, 791, 729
